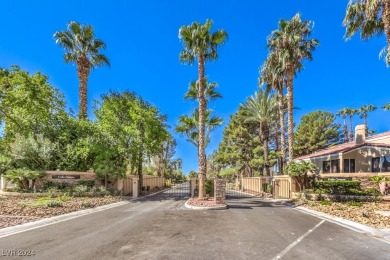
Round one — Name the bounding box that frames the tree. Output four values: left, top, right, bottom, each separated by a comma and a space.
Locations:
241, 88, 278, 176
284, 161, 317, 191
215, 107, 264, 177
267, 13, 319, 162
359, 104, 377, 135
94, 90, 168, 192
294, 111, 341, 157
336, 108, 350, 142
54, 21, 110, 120
345, 108, 359, 141
184, 79, 222, 103
179, 19, 227, 199
343, 0, 390, 65
260, 52, 287, 172
175, 108, 223, 148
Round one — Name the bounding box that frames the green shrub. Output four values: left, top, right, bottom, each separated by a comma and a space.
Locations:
347, 201, 363, 207
80, 200, 95, 208
314, 180, 361, 195
205, 180, 214, 195
73, 185, 89, 197
46, 200, 62, 207
47, 187, 60, 198
77, 180, 95, 189
319, 200, 332, 206
58, 194, 72, 202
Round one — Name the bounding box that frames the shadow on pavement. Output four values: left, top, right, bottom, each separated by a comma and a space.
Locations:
226, 197, 290, 209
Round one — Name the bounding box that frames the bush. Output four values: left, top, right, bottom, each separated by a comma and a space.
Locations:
347, 201, 363, 207
73, 185, 89, 197
58, 194, 72, 202
80, 200, 95, 208
46, 200, 62, 207
77, 180, 95, 189
314, 180, 361, 195
319, 200, 332, 206
47, 187, 60, 198
205, 180, 214, 195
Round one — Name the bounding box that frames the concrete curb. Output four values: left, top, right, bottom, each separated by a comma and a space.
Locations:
292, 205, 390, 243
0, 200, 132, 238
184, 199, 227, 210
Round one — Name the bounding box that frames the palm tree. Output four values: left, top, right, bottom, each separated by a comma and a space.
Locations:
345, 108, 359, 141
383, 102, 390, 110
337, 108, 350, 142
175, 108, 223, 148
260, 51, 287, 173
179, 19, 227, 199
54, 21, 110, 120
359, 105, 377, 135
184, 79, 222, 103
343, 0, 390, 65
267, 13, 319, 162
241, 88, 278, 176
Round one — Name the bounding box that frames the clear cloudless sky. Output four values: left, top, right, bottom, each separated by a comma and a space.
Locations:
1, 0, 390, 174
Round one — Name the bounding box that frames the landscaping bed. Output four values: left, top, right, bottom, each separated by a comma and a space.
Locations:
0, 195, 129, 229
293, 199, 390, 229
186, 197, 227, 208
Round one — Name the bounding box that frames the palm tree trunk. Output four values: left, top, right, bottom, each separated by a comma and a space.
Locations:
277, 87, 286, 172
77, 56, 91, 120
274, 127, 280, 175
364, 115, 368, 136
286, 67, 295, 162
343, 117, 348, 142
349, 116, 354, 142
259, 122, 270, 176
197, 54, 207, 199
383, 1, 390, 47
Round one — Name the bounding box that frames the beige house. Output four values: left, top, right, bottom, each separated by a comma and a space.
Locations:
295, 125, 390, 174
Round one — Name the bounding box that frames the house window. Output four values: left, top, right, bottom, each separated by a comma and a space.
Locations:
372, 157, 380, 172
381, 156, 390, 172
323, 161, 330, 173
323, 160, 340, 173
331, 159, 340, 173
343, 159, 355, 173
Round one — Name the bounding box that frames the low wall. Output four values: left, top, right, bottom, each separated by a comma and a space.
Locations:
319, 172, 390, 190
34, 171, 98, 190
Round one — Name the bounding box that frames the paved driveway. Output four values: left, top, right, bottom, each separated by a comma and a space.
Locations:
0, 197, 389, 260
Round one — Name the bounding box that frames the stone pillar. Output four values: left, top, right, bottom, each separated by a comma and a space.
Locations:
190, 178, 197, 198
214, 179, 226, 204
132, 177, 139, 198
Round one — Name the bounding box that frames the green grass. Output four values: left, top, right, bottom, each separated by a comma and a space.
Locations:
347, 201, 363, 207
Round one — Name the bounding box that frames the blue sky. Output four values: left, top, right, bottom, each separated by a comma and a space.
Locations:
1, 1, 390, 174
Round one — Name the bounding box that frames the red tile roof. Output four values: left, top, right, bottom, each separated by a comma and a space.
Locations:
294, 142, 390, 160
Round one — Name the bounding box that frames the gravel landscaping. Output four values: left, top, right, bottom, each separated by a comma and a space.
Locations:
293, 200, 390, 229
0, 195, 130, 229
186, 197, 227, 208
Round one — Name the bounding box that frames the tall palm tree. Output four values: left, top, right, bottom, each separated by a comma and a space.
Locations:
343, 0, 390, 65
175, 108, 223, 148
267, 13, 319, 162
179, 19, 227, 199
359, 104, 377, 135
260, 51, 286, 173
345, 108, 359, 141
337, 108, 350, 142
54, 21, 110, 120
241, 88, 278, 176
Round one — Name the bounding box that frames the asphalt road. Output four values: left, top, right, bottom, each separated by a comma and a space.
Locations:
0, 196, 389, 260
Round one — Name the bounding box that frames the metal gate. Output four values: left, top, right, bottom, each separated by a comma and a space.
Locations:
225, 177, 270, 198
145, 179, 191, 198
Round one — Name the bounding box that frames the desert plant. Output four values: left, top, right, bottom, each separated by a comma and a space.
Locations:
319, 200, 332, 206
73, 185, 89, 197
347, 201, 363, 207
80, 200, 95, 208
46, 200, 62, 207
205, 179, 214, 196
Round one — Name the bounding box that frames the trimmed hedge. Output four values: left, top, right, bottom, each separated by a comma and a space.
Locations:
314, 180, 361, 195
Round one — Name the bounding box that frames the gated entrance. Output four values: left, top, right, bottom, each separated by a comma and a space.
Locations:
225, 177, 272, 198
141, 177, 191, 199
272, 176, 291, 199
